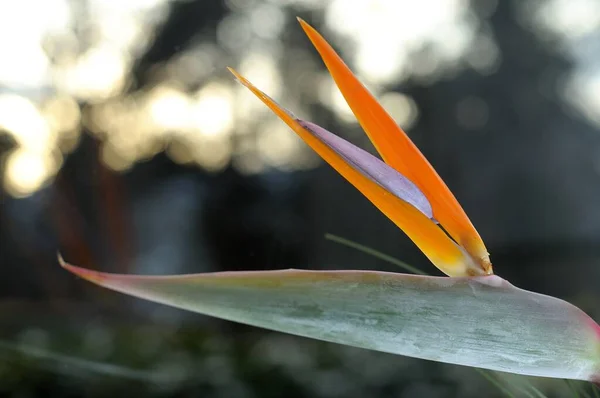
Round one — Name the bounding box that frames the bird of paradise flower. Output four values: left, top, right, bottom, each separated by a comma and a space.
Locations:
61, 18, 600, 383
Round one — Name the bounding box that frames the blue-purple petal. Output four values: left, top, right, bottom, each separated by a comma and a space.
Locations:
297, 119, 433, 219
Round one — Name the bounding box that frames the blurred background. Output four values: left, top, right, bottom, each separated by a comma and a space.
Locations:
1, 0, 600, 396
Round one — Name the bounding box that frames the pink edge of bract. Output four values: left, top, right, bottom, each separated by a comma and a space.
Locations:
586, 315, 600, 340
58, 254, 106, 283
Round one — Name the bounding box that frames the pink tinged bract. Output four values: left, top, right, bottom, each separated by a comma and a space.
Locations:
60, 259, 600, 381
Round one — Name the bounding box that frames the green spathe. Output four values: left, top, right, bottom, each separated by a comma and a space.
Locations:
60, 260, 600, 381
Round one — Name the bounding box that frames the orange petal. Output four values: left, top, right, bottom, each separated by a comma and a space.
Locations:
297, 18, 491, 274
229, 67, 481, 276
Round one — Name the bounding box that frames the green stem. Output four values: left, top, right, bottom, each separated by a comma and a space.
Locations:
475, 369, 516, 398
324, 234, 428, 275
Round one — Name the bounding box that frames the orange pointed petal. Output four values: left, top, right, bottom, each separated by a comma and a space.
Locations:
229, 67, 480, 276
297, 18, 491, 274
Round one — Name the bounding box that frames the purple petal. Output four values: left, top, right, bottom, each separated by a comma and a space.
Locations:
297, 119, 433, 219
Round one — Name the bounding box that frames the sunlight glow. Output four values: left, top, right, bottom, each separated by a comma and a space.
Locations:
563, 74, 600, 126
521, 0, 600, 128
61, 45, 129, 100
149, 86, 191, 131
192, 84, 234, 138
257, 121, 305, 169
532, 0, 600, 40
0, 95, 55, 153
191, 136, 232, 172
41, 95, 82, 154
0, 0, 174, 195
0, 0, 71, 88
4, 149, 60, 197
325, 0, 476, 84
237, 54, 282, 120
42, 96, 81, 135
380, 92, 419, 130
101, 142, 134, 172
249, 3, 285, 39
317, 75, 356, 124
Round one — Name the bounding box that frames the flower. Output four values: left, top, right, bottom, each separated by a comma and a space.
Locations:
59, 19, 600, 382
228, 18, 492, 277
